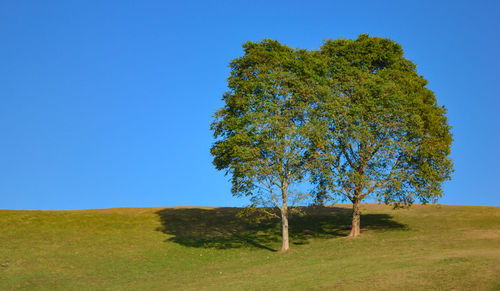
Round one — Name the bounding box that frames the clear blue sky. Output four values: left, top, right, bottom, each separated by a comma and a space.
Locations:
1, 0, 499, 209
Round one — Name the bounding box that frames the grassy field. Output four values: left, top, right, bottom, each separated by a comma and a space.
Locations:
0, 204, 499, 290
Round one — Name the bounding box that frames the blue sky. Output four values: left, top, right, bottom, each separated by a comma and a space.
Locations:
1, 0, 499, 209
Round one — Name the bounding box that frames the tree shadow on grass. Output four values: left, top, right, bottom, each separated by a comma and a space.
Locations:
155, 206, 407, 252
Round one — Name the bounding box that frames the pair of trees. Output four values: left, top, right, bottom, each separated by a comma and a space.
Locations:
211, 35, 453, 252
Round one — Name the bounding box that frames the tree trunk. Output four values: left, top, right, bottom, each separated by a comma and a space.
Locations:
280, 188, 289, 252
280, 207, 289, 252
349, 199, 361, 237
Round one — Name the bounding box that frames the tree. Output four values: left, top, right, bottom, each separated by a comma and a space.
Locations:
310, 34, 453, 237
211, 40, 322, 252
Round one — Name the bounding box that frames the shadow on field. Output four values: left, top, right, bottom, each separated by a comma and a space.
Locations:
155, 206, 406, 252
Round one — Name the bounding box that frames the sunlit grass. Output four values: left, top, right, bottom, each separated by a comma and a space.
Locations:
1, 204, 499, 290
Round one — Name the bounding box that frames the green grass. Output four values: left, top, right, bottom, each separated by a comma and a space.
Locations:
1, 204, 499, 290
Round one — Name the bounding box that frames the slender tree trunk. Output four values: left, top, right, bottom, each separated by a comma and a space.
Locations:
280, 188, 289, 252
349, 198, 361, 237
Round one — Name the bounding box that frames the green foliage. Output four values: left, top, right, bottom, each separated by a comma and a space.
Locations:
211, 40, 323, 208
310, 34, 454, 206
211, 35, 453, 240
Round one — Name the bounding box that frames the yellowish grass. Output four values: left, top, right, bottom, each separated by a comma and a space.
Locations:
0, 204, 499, 290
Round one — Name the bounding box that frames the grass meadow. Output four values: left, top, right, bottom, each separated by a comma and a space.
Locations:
1, 204, 499, 290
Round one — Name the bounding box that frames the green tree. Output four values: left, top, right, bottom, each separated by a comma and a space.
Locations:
211, 40, 321, 252
310, 34, 453, 237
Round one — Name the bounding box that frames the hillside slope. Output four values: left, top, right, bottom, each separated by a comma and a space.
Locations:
1, 204, 499, 290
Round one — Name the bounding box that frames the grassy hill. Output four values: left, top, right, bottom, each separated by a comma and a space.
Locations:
1, 204, 499, 290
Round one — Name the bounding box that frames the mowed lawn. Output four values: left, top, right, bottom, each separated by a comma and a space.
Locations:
0, 204, 499, 290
